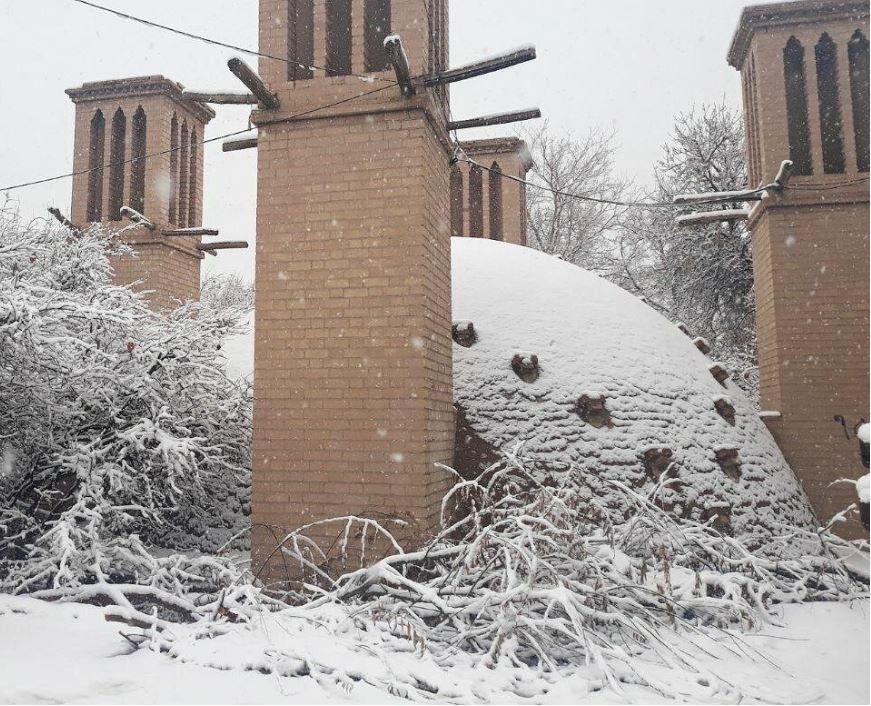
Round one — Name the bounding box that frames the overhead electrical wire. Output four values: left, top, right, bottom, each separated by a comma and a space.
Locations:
7, 2, 867, 210
1, 84, 395, 192
455, 155, 869, 210
70, 0, 396, 85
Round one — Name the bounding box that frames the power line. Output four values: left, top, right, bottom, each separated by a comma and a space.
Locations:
1, 84, 395, 192
455, 156, 769, 210
70, 0, 396, 85
455, 156, 870, 210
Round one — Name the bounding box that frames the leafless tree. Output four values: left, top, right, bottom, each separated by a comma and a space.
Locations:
610, 102, 758, 399
523, 123, 628, 271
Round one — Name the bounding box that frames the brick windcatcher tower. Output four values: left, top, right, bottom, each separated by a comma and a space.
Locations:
67, 76, 215, 310
729, 1, 869, 533
251, 0, 454, 582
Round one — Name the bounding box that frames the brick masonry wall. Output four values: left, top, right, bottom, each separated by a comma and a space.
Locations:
456, 148, 529, 245
740, 10, 870, 535
68, 86, 208, 309
752, 198, 869, 532
251, 102, 454, 584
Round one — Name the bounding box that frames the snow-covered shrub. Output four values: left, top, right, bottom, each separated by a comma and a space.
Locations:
200, 272, 255, 311
0, 205, 251, 598
101, 452, 866, 703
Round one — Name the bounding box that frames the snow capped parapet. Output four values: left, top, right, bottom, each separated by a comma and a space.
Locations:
451, 238, 816, 544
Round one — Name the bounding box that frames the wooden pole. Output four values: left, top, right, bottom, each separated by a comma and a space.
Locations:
674, 209, 749, 228
222, 137, 258, 152
424, 45, 536, 87
384, 36, 415, 97
772, 159, 794, 191
673, 189, 764, 205
196, 241, 248, 251
182, 91, 258, 105
47, 207, 81, 232
162, 228, 220, 237
227, 57, 280, 110
447, 108, 541, 131
119, 206, 156, 231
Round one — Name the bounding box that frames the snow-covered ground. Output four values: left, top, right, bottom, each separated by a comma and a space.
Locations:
0, 594, 867, 704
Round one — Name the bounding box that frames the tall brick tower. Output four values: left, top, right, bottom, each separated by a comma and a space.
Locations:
251, 0, 454, 580
728, 1, 869, 530
67, 76, 215, 310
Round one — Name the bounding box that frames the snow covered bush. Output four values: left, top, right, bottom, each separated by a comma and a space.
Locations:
96, 451, 867, 703
0, 205, 251, 601
200, 272, 255, 312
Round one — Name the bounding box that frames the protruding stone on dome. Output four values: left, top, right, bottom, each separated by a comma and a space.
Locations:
452, 321, 477, 348
703, 504, 732, 533
575, 394, 613, 428
714, 397, 737, 425
511, 354, 540, 383
709, 362, 730, 386
676, 322, 692, 337
715, 447, 742, 480
643, 447, 673, 480
693, 337, 712, 355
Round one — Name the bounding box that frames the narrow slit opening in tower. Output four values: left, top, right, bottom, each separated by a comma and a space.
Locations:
815, 33, 846, 175
108, 108, 126, 221
450, 164, 464, 236
469, 164, 483, 237
86, 110, 105, 223
130, 107, 147, 215
188, 128, 198, 228
489, 161, 503, 241
849, 30, 869, 173
326, 0, 353, 77
783, 37, 813, 176
364, 0, 390, 73
288, 0, 314, 81
178, 121, 189, 229
169, 114, 179, 225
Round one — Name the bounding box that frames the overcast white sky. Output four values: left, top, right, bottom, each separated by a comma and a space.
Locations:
0, 0, 754, 280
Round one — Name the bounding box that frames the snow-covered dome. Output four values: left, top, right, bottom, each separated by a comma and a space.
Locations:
452, 238, 815, 542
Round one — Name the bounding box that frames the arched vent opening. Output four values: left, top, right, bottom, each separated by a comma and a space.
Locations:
130, 107, 147, 215
849, 30, 869, 172
188, 128, 198, 228
169, 114, 179, 225
288, 0, 314, 81
783, 37, 813, 176
815, 33, 846, 174
364, 0, 391, 72
469, 164, 484, 237
326, 0, 353, 76
489, 162, 503, 241
178, 121, 189, 229
108, 108, 126, 221
86, 110, 105, 223
450, 164, 464, 236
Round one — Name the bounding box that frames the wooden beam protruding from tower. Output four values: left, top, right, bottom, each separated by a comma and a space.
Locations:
425, 45, 537, 87
227, 58, 280, 110
674, 209, 750, 228
223, 137, 258, 152
384, 35, 415, 97
182, 91, 258, 105
47, 207, 81, 233
447, 108, 541, 132
196, 241, 248, 251
162, 228, 220, 237
120, 206, 156, 231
